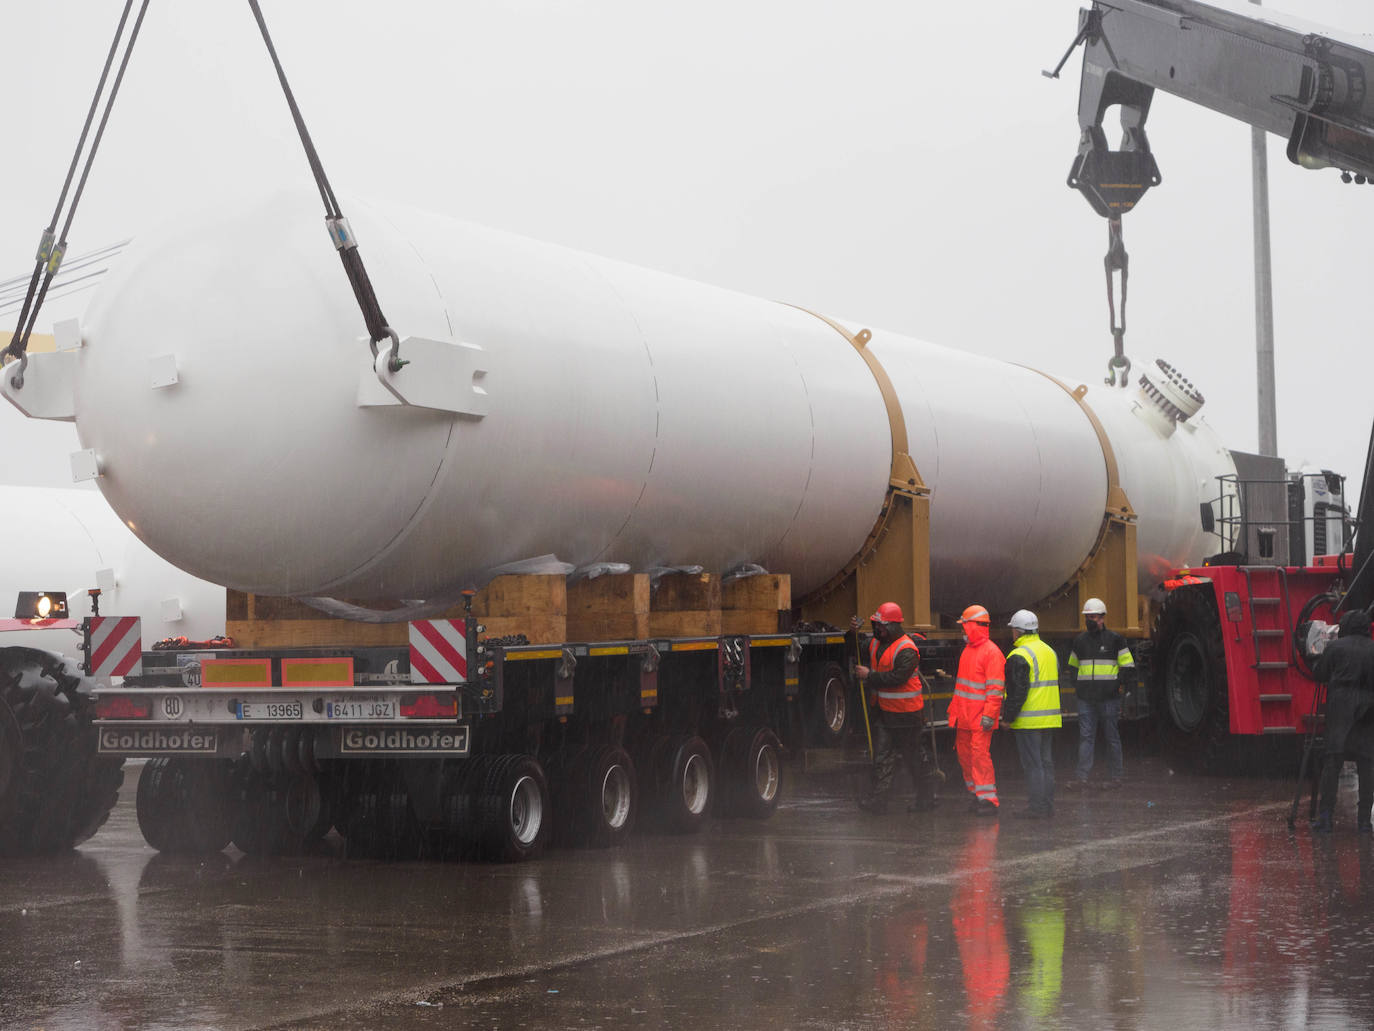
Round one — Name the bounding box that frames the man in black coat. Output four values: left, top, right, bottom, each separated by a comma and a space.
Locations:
1311, 609, 1374, 833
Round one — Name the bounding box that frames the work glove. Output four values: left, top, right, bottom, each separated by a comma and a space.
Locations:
980, 715, 995, 731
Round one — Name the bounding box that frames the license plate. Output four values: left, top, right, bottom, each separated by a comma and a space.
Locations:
237, 701, 303, 720
325, 699, 398, 720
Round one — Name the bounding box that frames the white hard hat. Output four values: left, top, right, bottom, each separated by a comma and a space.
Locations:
1082, 597, 1107, 616
1008, 609, 1038, 633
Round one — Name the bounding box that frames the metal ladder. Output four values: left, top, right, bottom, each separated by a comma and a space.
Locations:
1240, 566, 1296, 733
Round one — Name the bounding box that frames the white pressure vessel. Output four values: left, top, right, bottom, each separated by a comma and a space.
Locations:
58, 190, 1233, 614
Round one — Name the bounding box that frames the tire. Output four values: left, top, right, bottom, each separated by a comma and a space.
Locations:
229, 758, 290, 856
309, 769, 341, 842
136, 758, 182, 853
437, 756, 488, 856
720, 726, 782, 820
337, 761, 421, 860
0, 648, 124, 856
659, 735, 714, 834
474, 754, 549, 862
137, 759, 233, 854
543, 747, 586, 846
805, 662, 851, 746
1153, 587, 1246, 774
576, 746, 636, 849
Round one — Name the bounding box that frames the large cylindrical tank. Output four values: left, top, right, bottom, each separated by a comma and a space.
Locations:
67, 190, 1234, 613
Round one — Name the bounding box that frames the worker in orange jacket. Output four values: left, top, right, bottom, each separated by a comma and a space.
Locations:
853, 602, 937, 814
948, 604, 1005, 815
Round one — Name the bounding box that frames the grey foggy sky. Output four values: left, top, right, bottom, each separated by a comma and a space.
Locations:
2, 0, 1373, 507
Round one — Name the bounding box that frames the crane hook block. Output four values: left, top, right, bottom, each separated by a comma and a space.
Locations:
1067, 136, 1162, 220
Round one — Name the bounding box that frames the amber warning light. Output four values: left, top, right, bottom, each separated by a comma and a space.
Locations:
14, 591, 69, 620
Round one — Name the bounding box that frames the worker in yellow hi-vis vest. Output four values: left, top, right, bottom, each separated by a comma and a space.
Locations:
1002, 609, 1062, 819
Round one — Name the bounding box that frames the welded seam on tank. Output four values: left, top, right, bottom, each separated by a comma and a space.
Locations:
308, 212, 459, 597
579, 259, 658, 565
52, 494, 107, 569
248, 800, 1291, 1027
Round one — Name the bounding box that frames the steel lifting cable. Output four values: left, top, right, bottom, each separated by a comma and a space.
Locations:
246, 0, 402, 369
5, 0, 149, 390
1103, 217, 1131, 388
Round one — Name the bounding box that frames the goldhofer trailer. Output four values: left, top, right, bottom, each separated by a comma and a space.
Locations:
80, 575, 873, 862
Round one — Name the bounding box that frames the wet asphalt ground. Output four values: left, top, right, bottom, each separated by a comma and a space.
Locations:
4, 732, 1374, 1031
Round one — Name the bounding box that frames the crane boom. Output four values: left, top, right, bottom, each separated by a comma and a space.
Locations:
1065, 0, 1374, 217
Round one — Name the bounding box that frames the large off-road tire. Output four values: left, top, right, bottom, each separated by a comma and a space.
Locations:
1150, 587, 1287, 774
0, 690, 24, 827
0, 648, 123, 856
474, 754, 550, 862
804, 662, 851, 746
718, 726, 782, 820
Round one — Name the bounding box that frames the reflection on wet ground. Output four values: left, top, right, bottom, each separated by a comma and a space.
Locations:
3, 753, 1374, 1030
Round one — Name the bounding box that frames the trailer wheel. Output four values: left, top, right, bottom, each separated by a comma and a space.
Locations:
805, 662, 851, 746
229, 759, 289, 856
659, 735, 714, 833
137, 759, 232, 854
437, 756, 488, 856
0, 648, 123, 856
721, 726, 782, 820
338, 762, 422, 859
136, 758, 181, 852
577, 746, 636, 848
475, 754, 549, 862
1153, 587, 1233, 772
544, 747, 586, 846
309, 769, 341, 841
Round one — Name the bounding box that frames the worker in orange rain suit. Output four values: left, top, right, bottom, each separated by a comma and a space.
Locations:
948, 604, 1005, 814
853, 602, 938, 814
952, 822, 1009, 1028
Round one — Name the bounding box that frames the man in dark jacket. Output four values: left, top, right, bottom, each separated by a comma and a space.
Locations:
1064, 597, 1136, 789
1311, 609, 1374, 833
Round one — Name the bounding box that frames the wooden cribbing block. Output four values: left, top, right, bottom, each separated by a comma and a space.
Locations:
475, 614, 568, 645
226, 618, 407, 649
474, 574, 567, 617
648, 609, 723, 639
649, 573, 722, 638
652, 573, 721, 611
721, 574, 790, 635
226, 590, 409, 647
472, 575, 567, 644
567, 574, 650, 642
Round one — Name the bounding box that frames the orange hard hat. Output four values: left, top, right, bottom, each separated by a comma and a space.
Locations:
958, 604, 990, 625
870, 602, 904, 624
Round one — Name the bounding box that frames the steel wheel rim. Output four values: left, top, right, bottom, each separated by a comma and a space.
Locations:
752, 743, 780, 804
600, 763, 632, 830
509, 773, 543, 845
823, 674, 847, 734
680, 753, 709, 815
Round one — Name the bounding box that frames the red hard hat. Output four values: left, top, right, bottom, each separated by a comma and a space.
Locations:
870, 602, 904, 624
958, 604, 990, 625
